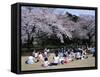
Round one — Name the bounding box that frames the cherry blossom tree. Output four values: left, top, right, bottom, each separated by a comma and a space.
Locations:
21, 6, 95, 48
21, 7, 72, 46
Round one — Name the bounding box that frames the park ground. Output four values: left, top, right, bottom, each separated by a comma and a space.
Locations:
21, 53, 95, 71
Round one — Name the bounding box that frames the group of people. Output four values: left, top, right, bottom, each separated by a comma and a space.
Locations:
25, 48, 50, 65
25, 46, 95, 67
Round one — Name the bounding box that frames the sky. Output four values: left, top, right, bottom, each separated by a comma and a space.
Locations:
54, 8, 95, 16
22, 6, 95, 16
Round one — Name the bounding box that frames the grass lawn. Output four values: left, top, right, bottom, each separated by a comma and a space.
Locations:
21, 53, 95, 71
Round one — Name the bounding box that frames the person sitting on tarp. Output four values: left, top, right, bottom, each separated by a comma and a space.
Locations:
25, 56, 36, 64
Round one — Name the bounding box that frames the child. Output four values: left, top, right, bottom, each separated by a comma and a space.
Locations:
38, 52, 44, 62
76, 52, 81, 60
44, 51, 48, 58
81, 49, 88, 59
63, 54, 69, 64
59, 56, 64, 64
42, 57, 50, 67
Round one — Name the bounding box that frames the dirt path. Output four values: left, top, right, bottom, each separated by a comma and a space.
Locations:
21, 54, 95, 71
